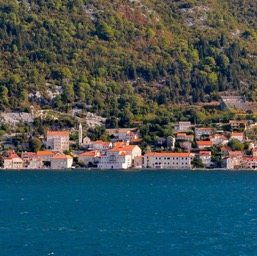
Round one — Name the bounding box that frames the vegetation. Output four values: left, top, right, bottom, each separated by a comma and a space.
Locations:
0, 0, 257, 125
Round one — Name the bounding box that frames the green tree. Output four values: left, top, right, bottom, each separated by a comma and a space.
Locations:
30, 137, 42, 152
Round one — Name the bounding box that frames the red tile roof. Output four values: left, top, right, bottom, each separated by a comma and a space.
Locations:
197, 141, 213, 146
47, 131, 69, 136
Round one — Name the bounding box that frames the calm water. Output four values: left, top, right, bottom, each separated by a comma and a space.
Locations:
1, 170, 257, 256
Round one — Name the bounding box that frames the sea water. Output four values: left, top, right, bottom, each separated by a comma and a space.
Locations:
1, 170, 257, 256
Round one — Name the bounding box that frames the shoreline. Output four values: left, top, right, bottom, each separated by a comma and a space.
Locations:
0, 167, 256, 172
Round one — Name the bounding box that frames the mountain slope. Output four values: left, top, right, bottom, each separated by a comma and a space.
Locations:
0, 0, 257, 124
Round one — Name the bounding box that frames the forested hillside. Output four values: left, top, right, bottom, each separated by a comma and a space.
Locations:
0, 0, 257, 126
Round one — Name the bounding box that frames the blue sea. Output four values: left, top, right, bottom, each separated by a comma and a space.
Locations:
1, 170, 257, 256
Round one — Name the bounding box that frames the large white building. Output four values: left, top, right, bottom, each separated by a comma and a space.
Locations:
143, 152, 193, 169
98, 150, 132, 169
46, 131, 69, 152
98, 145, 141, 169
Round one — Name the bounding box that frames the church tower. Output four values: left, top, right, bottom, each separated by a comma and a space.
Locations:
79, 123, 83, 146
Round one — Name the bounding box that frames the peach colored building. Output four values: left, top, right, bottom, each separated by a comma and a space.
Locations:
3, 151, 23, 169
78, 150, 101, 166
37, 151, 55, 162
51, 155, 73, 169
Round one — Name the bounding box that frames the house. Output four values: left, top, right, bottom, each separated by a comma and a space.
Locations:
78, 150, 101, 166
176, 133, 194, 141
98, 150, 132, 169
197, 140, 213, 150
51, 155, 73, 169
230, 132, 244, 143
98, 144, 142, 169
143, 152, 193, 169
46, 131, 69, 152
180, 141, 192, 150
223, 151, 244, 169
229, 120, 248, 130
221, 147, 232, 156
3, 151, 23, 169
199, 151, 212, 167
210, 134, 229, 145
89, 140, 112, 152
195, 127, 212, 140
118, 129, 138, 141
241, 156, 257, 169
21, 151, 37, 161
175, 121, 192, 131
26, 158, 43, 169
37, 151, 55, 162
109, 145, 142, 160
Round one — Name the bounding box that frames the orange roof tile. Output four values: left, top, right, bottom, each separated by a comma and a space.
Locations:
52, 155, 73, 159
37, 151, 54, 155
47, 131, 69, 136
231, 132, 244, 136
199, 151, 211, 156
79, 151, 97, 157
197, 141, 213, 145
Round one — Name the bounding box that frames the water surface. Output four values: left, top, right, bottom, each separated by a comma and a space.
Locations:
1, 170, 257, 255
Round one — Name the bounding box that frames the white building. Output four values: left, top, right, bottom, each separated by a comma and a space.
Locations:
78, 150, 101, 166
51, 155, 73, 169
230, 132, 244, 143
118, 129, 138, 141
98, 150, 132, 169
197, 140, 213, 150
195, 127, 212, 140
46, 131, 69, 152
210, 134, 229, 145
89, 140, 112, 152
98, 144, 142, 169
177, 121, 192, 131
3, 151, 24, 169
37, 151, 55, 162
143, 152, 193, 169
199, 151, 212, 167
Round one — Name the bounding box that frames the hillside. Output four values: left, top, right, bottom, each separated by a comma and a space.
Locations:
0, 0, 257, 126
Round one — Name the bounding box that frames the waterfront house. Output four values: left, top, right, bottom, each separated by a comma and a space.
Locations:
37, 151, 55, 162
46, 131, 69, 152
78, 150, 101, 166
143, 152, 193, 169
223, 151, 244, 169
51, 155, 73, 169
199, 151, 212, 167
98, 150, 132, 169
3, 151, 23, 169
